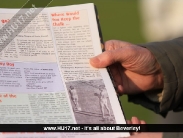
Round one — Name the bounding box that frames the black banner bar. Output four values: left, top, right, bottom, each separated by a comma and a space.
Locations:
0, 124, 183, 132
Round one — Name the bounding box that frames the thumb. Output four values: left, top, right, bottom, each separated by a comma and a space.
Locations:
90, 49, 126, 68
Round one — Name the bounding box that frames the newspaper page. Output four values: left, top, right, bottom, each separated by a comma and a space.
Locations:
0, 3, 130, 138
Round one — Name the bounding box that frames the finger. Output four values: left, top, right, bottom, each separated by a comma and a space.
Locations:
108, 63, 124, 93
117, 63, 127, 94
139, 120, 147, 132
131, 117, 141, 124
127, 133, 163, 138
126, 120, 134, 136
140, 120, 146, 124
105, 40, 133, 51
90, 48, 128, 68
90, 50, 118, 68
126, 120, 132, 124
90, 44, 137, 68
130, 117, 140, 135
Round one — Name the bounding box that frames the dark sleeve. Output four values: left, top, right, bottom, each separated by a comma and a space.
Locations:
163, 132, 183, 138
128, 37, 183, 117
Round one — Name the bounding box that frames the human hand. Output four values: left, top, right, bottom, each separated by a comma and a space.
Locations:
127, 116, 146, 125
126, 117, 162, 138
127, 116, 146, 135
90, 40, 163, 95
127, 132, 163, 138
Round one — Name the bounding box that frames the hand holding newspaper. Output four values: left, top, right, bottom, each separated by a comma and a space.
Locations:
0, 3, 130, 138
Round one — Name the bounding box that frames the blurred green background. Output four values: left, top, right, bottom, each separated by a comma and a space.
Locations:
0, 0, 161, 123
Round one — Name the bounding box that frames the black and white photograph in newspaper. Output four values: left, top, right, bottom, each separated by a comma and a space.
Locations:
65, 79, 116, 124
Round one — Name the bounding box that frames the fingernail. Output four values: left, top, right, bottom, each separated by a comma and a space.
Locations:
90, 57, 100, 64
132, 116, 137, 120
108, 47, 114, 50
